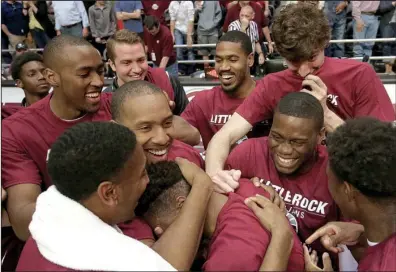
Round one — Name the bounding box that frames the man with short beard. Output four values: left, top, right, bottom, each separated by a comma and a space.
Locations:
181, 31, 272, 151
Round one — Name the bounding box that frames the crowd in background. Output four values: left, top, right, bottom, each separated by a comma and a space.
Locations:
2, 0, 396, 77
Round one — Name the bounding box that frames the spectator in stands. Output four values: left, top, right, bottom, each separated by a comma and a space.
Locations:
181, 31, 271, 151
46, 1, 55, 25
378, 1, 396, 74
88, 0, 117, 57
142, 1, 172, 26
352, 1, 380, 58
2, 52, 50, 119
204, 3, 395, 194
1, 0, 29, 49
104, 30, 193, 119
195, 1, 222, 70
143, 16, 178, 77
324, 1, 348, 58
169, 1, 195, 76
1, 35, 112, 242
24, 1, 51, 49
52, 1, 90, 38
228, 6, 265, 66
16, 122, 177, 271
32, 1, 56, 40
223, 1, 274, 55
115, 1, 144, 39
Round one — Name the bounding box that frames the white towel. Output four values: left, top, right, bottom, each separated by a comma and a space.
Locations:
29, 186, 176, 271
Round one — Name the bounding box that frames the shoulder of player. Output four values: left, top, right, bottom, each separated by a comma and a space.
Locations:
234, 136, 268, 154
2, 100, 47, 129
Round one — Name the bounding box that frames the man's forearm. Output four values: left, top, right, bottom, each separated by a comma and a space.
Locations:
263, 27, 272, 44
172, 115, 201, 146
187, 21, 194, 36
205, 132, 232, 177
170, 20, 176, 35
259, 229, 293, 271
1, 24, 11, 36
324, 109, 345, 133
152, 182, 213, 271
159, 56, 170, 69
8, 202, 36, 241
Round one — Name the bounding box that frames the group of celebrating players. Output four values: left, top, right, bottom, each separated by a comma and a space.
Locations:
1, 2, 395, 271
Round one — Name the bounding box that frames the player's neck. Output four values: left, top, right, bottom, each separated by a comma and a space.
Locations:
50, 91, 86, 120
234, 77, 256, 99
24, 92, 47, 107
359, 204, 396, 244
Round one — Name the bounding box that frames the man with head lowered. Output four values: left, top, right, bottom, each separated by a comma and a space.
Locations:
135, 160, 305, 271
225, 92, 340, 263
2, 35, 112, 242
181, 31, 271, 150
205, 3, 395, 192
2, 52, 50, 119
16, 122, 213, 271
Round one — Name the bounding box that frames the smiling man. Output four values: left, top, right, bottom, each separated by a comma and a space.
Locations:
2, 35, 112, 242
205, 2, 395, 191
2, 52, 50, 119
111, 80, 204, 168
225, 92, 340, 263
181, 31, 271, 150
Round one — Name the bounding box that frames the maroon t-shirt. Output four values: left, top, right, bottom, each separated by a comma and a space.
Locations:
142, 1, 171, 25
222, 1, 268, 42
358, 234, 396, 271
204, 182, 304, 271
236, 58, 395, 125
118, 217, 155, 241
1, 93, 113, 190
226, 137, 340, 256
2, 102, 24, 120
144, 24, 176, 67
181, 86, 271, 150
167, 139, 205, 169
146, 66, 175, 101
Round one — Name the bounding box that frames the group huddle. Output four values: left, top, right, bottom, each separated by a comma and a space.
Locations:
2, 3, 396, 272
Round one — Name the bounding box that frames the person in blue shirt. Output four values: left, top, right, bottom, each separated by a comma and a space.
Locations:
115, 1, 144, 38
324, 0, 348, 58
1, 0, 29, 49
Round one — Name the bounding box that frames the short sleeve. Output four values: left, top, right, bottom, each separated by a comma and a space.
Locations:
114, 1, 122, 12
134, 0, 143, 10
181, 97, 200, 129
353, 64, 395, 121
1, 123, 42, 188
235, 77, 277, 125
225, 139, 256, 174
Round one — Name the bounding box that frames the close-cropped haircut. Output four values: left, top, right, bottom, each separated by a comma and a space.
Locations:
217, 31, 253, 56
135, 161, 191, 217
11, 51, 43, 80
275, 92, 324, 131
272, 2, 330, 63
43, 35, 93, 69
327, 118, 396, 198
111, 80, 163, 121
47, 122, 138, 201
106, 29, 146, 62
144, 15, 159, 29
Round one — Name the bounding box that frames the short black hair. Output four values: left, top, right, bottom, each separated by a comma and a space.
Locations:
43, 35, 93, 69
144, 15, 159, 29
218, 31, 253, 56
135, 161, 191, 217
275, 92, 324, 131
111, 80, 163, 121
327, 118, 396, 198
11, 52, 43, 80
48, 122, 138, 201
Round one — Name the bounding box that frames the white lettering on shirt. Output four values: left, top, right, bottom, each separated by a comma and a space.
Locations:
210, 114, 232, 125
260, 179, 329, 216
327, 94, 339, 107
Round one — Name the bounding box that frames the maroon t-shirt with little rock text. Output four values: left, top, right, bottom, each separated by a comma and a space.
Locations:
236, 57, 395, 126
226, 137, 340, 257
1, 93, 113, 190
204, 179, 304, 271
181, 86, 271, 150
